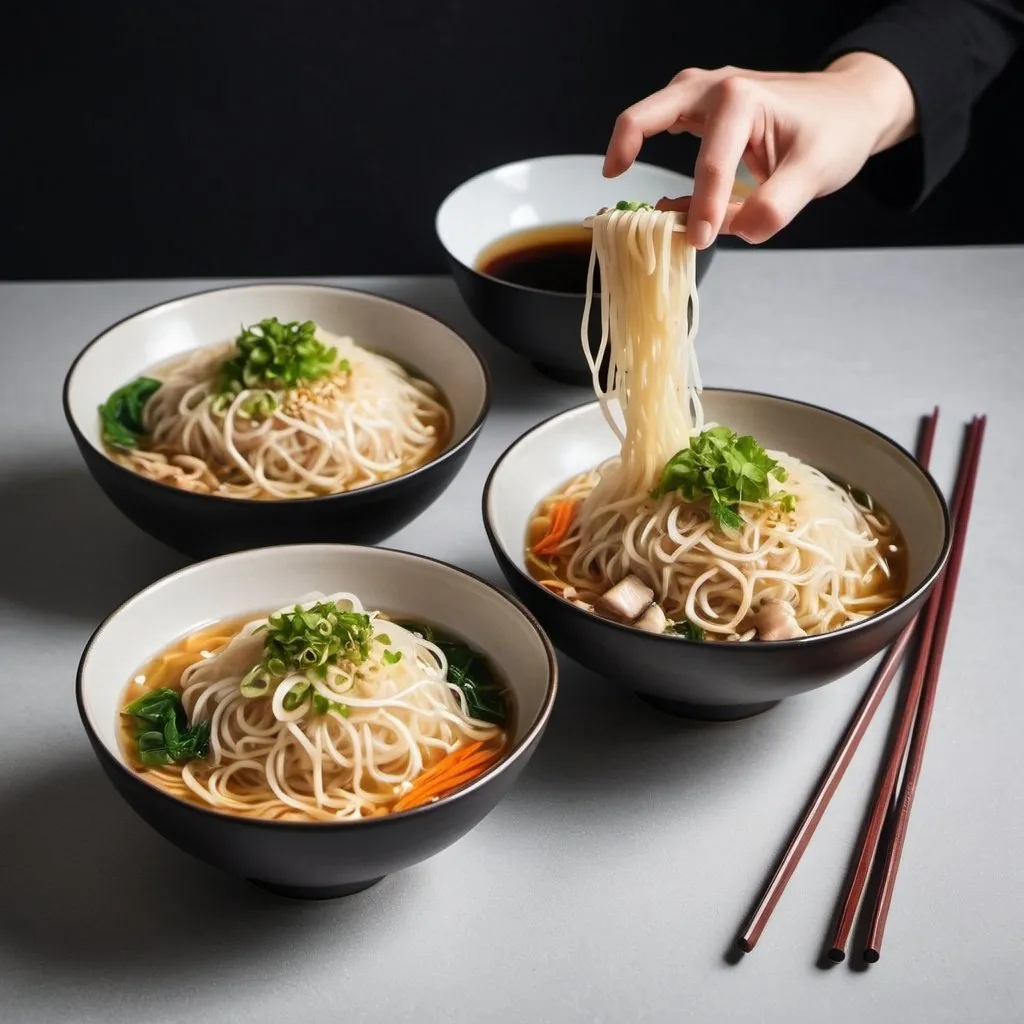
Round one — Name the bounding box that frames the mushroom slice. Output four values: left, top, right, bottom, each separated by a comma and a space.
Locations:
634, 603, 668, 633
753, 599, 806, 641
595, 574, 654, 624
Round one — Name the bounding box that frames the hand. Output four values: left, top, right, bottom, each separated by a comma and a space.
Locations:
603, 53, 916, 248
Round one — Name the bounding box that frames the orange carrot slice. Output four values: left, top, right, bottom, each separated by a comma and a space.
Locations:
534, 499, 577, 555
393, 743, 499, 812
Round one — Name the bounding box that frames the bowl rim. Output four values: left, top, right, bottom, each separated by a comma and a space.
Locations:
76, 542, 559, 830
62, 281, 492, 507
482, 389, 952, 652
435, 153, 697, 300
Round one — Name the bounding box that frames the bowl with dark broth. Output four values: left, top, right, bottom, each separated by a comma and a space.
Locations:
77, 544, 557, 899
483, 391, 950, 720
436, 154, 716, 385
63, 283, 490, 558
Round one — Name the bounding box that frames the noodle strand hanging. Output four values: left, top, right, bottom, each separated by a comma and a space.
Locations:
527, 203, 905, 641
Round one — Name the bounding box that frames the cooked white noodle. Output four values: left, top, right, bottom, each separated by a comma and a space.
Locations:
528, 207, 904, 640
132, 592, 503, 821
113, 327, 450, 499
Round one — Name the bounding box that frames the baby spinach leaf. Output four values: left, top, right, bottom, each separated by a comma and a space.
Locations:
98, 376, 161, 449
395, 620, 509, 726
122, 687, 210, 765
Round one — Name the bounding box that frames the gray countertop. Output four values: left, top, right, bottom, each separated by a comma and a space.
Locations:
1, 248, 1021, 1024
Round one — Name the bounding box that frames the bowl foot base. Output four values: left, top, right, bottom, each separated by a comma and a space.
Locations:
637, 692, 781, 721
250, 876, 385, 900
530, 361, 593, 387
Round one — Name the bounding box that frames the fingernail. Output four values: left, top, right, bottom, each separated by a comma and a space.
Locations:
689, 218, 712, 249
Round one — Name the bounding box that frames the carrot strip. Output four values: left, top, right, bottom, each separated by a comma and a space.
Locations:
391, 745, 484, 805
410, 742, 484, 788
407, 750, 495, 796
393, 761, 498, 812
393, 743, 499, 812
534, 499, 577, 555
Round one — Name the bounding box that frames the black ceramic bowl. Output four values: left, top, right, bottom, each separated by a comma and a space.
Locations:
436, 154, 716, 386
483, 392, 951, 721
77, 544, 557, 899
63, 284, 490, 559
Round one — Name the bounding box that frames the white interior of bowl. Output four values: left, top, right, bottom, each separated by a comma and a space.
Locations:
487, 395, 946, 596
66, 284, 487, 457
80, 545, 553, 766
436, 154, 695, 267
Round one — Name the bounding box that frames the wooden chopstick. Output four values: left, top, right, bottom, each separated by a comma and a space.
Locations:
827, 415, 984, 961
736, 408, 940, 953
861, 416, 986, 962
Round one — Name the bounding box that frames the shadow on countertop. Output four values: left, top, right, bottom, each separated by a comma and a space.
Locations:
509, 654, 804, 814
0, 758, 422, 979
0, 460, 188, 622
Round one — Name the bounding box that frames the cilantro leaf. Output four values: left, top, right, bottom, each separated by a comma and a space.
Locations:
710, 501, 744, 529
654, 426, 797, 528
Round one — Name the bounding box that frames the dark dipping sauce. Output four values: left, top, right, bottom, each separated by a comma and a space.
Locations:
475, 223, 598, 295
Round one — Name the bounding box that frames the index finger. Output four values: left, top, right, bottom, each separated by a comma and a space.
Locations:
603, 67, 747, 177
603, 86, 697, 177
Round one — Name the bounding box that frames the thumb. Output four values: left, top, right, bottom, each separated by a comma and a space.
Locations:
728, 157, 821, 244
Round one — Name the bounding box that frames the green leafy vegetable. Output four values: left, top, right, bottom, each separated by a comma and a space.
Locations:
217, 318, 347, 395
264, 601, 374, 675
382, 650, 402, 665
654, 426, 795, 529
122, 688, 211, 766
312, 693, 351, 716
98, 376, 162, 449
239, 600, 375, 699
614, 200, 654, 211
666, 619, 706, 642
282, 682, 311, 711
396, 621, 509, 726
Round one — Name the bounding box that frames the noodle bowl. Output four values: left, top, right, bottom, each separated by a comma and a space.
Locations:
102, 320, 451, 500
525, 205, 906, 642
78, 543, 557, 895
119, 591, 511, 822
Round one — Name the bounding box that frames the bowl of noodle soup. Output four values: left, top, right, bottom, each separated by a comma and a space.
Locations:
77, 544, 557, 899
485, 393, 949, 720
483, 203, 950, 720
63, 284, 490, 558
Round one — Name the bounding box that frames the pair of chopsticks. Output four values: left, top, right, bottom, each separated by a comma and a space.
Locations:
737, 408, 986, 963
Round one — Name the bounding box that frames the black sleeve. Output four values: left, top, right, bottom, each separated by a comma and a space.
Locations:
821, 0, 1024, 208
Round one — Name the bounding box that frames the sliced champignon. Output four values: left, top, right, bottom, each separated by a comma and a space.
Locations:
594, 574, 654, 624
753, 599, 806, 641
634, 602, 667, 633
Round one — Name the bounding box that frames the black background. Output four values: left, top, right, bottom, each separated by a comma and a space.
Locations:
3, 0, 1022, 280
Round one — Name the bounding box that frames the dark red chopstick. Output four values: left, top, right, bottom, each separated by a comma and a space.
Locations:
827, 415, 984, 961
862, 416, 986, 962
737, 408, 940, 953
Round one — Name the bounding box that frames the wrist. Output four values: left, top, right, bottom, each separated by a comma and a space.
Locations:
825, 52, 917, 155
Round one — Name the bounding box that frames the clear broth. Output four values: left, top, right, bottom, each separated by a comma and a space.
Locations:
118, 612, 512, 819
525, 471, 910, 640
